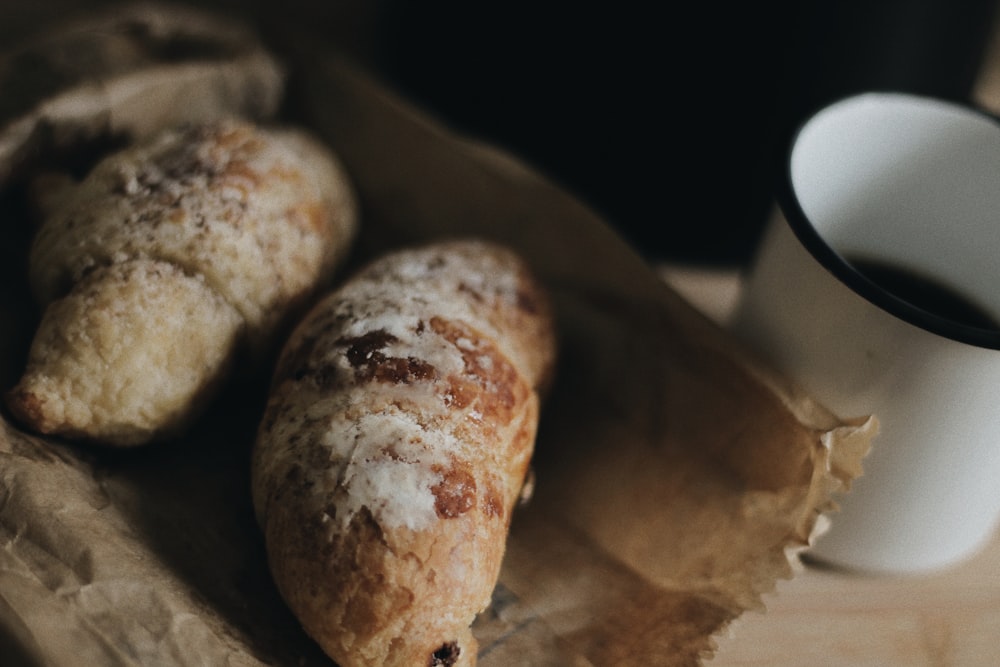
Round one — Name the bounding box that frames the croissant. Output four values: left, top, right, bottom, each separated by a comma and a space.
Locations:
251, 239, 556, 667
5, 120, 358, 446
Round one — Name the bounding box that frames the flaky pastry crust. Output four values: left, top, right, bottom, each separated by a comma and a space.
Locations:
252, 240, 556, 667
6, 120, 358, 445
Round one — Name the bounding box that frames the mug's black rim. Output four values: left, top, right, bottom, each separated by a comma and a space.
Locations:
775, 90, 1000, 351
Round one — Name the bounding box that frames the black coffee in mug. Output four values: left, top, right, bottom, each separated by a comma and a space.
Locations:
848, 257, 1000, 331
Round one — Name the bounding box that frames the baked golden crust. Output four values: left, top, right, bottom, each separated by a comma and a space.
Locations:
252, 239, 556, 667
6, 120, 358, 445
28, 121, 357, 344
6, 259, 242, 444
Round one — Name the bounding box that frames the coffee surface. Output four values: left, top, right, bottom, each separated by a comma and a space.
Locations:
849, 257, 1000, 331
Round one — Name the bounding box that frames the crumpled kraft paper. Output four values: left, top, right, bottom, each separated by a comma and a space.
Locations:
0, 19, 875, 667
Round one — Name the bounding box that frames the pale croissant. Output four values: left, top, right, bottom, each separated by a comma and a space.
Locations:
6, 120, 358, 446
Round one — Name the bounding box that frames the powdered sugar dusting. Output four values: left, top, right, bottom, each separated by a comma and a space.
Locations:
255, 239, 554, 536
324, 410, 460, 531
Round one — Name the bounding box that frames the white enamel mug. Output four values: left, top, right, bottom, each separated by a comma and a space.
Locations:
732, 92, 1000, 573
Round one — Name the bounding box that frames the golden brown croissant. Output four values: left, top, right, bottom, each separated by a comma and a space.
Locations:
251, 239, 556, 667
6, 120, 358, 445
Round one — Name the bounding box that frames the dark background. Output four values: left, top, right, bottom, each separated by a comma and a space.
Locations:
2, 0, 999, 266
370, 1, 1000, 265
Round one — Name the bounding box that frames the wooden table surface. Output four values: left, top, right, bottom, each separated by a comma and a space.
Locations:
711, 531, 1000, 666
660, 266, 1000, 667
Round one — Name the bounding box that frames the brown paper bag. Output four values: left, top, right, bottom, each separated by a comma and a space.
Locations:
0, 23, 874, 667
